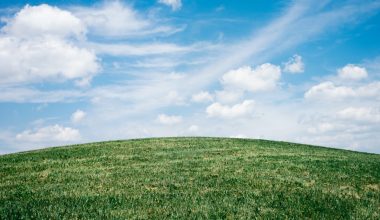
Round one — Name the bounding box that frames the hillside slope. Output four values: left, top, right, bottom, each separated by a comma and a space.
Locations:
1, 137, 379, 219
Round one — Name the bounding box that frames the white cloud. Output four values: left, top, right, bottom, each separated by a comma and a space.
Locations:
304, 81, 356, 100
357, 81, 380, 97
221, 64, 281, 92
307, 122, 336, 134
159, 0, 182, 11
299, 107, 380, 153
0, 87, 84, 103
215, 90, 243, 104
71, 110, 86, 123
304, 81, 380, 100
230, 134, 248, 139
90, 42, 193, 56
156, 114, 182, 125
0, 37, 99, 85
1, 4, 86, 39
283, 54, 304, 73
74, 1, 179, 37
192, 91, 213, 103
187, 1, 380, 94
338, 64, 368, 80
73, 1, 148, 37
0, 4, 99, 86
166, 91, 186, 105
16, 124, 81, 143
188, 125, 199, 132
167, 72, 186, 80
206, 100, 255, 119
338, 107, 380, 122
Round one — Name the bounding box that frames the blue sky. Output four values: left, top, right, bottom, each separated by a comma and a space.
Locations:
0, 0, 380, 154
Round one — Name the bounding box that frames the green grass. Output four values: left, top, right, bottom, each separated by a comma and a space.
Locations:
0, 137, 379, 219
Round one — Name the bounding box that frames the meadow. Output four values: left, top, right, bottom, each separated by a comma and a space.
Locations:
0, 137, 379, 219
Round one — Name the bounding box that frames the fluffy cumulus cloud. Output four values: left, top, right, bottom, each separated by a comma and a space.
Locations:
358, 82, 380, 98
338, 107, 380, 123
283, 54, 304, 73
221, 64, 281, 92
338, 64, 368, 80
304, 81, 356, 100
191, 91, 213, 103
206, 100, 255, 119
2, 4, 85, 39
158, 0, 182, 11
0, 37, 99, 86
305, 81, 380, 100
156, 114, 183, 125
71, 110, 86, 123
301, 60, 380, 152
16, 124, 81, 143
0, 4, 99, 86
302, 111, 380, 151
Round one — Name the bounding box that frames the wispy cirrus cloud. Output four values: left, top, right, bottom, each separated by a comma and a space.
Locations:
158, 0, 182, 11
89, 41, 218, 56
72, 0, 181, 38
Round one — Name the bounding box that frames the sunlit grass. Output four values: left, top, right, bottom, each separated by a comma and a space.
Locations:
1, 137, 379, 219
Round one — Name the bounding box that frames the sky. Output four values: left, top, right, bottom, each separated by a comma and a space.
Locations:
0, 0, 380, 154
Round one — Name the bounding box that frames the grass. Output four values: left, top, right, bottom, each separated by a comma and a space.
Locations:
0, 137, 379, 219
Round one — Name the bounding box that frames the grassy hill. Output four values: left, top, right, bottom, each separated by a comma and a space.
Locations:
0, 137, 379, 219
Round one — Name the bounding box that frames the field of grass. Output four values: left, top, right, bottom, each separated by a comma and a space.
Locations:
0, 137, 379, 219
